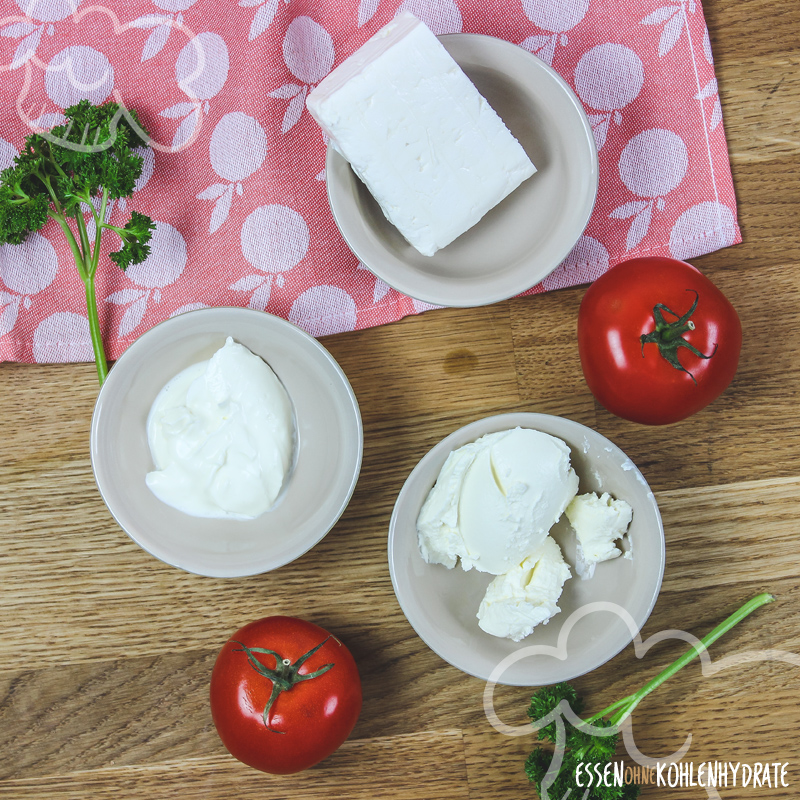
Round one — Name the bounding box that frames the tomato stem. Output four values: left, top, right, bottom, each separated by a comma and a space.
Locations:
231, 637, 336, 733
640, 289, 717, 384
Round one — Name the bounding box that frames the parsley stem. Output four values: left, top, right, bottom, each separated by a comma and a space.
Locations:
84, 273, 108, 384
609, 593, 774, 727
90, 188, 108, 279
48, 212, 86, 281
74, 209, 92, 267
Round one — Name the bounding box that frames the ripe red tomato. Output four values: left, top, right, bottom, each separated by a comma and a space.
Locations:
210, 616, 362, 774
577, 257, 741, 425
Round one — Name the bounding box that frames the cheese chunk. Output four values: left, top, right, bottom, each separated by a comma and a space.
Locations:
477, 536, 571, 641
416, 428, 579, 575
306, 12, 536, 257
565, 492, 633, 579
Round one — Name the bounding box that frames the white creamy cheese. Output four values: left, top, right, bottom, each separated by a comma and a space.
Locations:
306, 11, 536, 257
565, 491, 633, 579
145, 337, 294, 520
477, 536, 571, 641
416, 427, 579, 575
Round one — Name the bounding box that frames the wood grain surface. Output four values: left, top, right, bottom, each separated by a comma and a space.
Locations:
2, 0, 799, 797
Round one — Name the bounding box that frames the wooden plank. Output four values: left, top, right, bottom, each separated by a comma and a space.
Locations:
0, 732, 469, 800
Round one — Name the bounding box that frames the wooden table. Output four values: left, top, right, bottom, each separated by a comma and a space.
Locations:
1, 0, 798, 797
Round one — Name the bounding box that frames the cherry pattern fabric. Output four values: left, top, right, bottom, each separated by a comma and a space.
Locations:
0, 0, 740, 363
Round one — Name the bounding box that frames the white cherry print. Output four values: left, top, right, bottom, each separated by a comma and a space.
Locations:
357, 263, 391, 303
0, 139, 16, 171
520, 0, 590, 65
15, 0, 80, 21
198, 113, 268, 233
45, 46, 114, 108
234, 204, 309, 311
612, 128, 688, 251
397, 0, 463, 34
358, 0, 380, 27
669, 201, 737, 260
105, 221, 187, 337
695, 77, 722, 131
32, 311, 92, 363
130, 0, 200, 62
640, 0, 696, 58
288, 285, 357, 337
175, 31, 230, 101
30, 111, 66, 130
702, 26, 713, 63
694, 29, 722, 132
697, 28, 722, 130
270, 17, 334, 133
5, 0, 79, 68
209, 113, 267, 180
130, 13, 182, 63
0, 233, 58, 336
166, 32, 230, 150
0, 233, 58, 296
154, 0, 198, 11
239, 0, 288, 42
574, 44, 644, 151
542, 235, 609, 292
411, 298, 442, 313
619, 129, 688, 197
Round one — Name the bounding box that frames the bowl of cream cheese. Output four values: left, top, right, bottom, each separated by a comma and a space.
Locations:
91, 307, 363, 577
388, 413, 664, 685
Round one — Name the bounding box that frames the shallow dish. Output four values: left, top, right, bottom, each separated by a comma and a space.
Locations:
388, 413, 664, 686
91, 307, 362, 578
326, 33, 598, 308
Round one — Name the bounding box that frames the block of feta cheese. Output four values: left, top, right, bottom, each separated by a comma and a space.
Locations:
565, 492, 633, 580
477, 536, 571, 641
305, 11, 536, 257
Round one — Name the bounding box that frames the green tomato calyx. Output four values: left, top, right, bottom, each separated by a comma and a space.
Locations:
640, 289, 717, 384
231, 637, 336, 733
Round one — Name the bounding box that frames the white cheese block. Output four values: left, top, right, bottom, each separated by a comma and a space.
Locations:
306, 11, 537, 257
477, 536, 571, 641
565, 491, 633, 579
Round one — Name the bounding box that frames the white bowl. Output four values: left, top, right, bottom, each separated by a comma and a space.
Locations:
388, 413, 664, 685
326, 33, 598, 307
91, 307, 362, 578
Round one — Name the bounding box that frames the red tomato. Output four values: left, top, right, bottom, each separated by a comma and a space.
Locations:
210, 616, 362, 774
577, 257, 741, 425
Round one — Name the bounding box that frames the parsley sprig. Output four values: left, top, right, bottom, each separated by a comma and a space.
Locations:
0, 100, 155, 383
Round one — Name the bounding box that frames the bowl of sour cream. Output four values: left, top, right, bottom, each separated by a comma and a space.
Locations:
90, 307, 363, 577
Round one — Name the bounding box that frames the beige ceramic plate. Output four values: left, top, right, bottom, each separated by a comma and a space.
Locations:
91, 308, 362, 578
388, 413, 664, 686
326, 33, 598, 308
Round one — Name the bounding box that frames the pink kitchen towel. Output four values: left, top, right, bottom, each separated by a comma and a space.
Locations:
0, 0, 741, 363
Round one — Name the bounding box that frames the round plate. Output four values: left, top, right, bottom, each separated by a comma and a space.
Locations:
326, 33, 598, 308
91, 307, 363, 578
388, 413, 664, 686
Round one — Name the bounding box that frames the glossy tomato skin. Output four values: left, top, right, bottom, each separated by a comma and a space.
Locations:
578, 257, 741, 425
210, 616, 362, 774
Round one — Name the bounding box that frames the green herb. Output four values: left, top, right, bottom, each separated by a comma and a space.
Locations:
525, 592, 775, 799
0, 100, 156, 384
